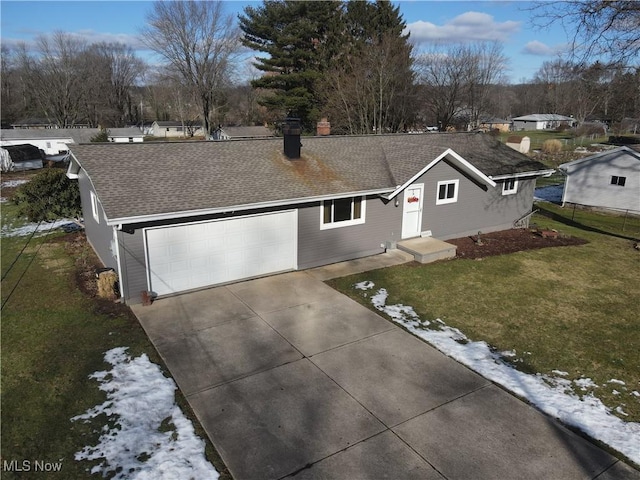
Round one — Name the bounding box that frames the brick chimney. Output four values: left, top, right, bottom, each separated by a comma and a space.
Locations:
317, 118, 330, 136
282, 118, 302, 159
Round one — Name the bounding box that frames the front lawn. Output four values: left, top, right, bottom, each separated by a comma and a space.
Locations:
0, 175, 229, 479
328, 203, 640, 425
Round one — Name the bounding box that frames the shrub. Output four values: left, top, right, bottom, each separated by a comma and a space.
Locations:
13, 169, 82, 222
542, 139, 563, 154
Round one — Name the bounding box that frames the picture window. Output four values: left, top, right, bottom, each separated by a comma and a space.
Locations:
321, 197, 365, 229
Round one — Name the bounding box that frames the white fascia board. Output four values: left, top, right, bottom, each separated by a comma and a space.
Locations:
107, 188, 394, 227
490, 169, 556, 180
66, 152, 81, 179
384, 148, 496, 200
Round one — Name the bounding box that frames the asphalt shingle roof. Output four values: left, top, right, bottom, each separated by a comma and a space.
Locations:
69, 132, 550, 222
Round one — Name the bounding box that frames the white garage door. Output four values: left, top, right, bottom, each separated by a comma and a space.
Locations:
145, 211, 297, 296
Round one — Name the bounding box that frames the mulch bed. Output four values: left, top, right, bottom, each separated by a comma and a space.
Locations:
448, 228, 588, 259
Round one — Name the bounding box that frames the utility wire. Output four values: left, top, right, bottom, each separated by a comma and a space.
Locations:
1, 221, 56, 311
1, 219, 44, 281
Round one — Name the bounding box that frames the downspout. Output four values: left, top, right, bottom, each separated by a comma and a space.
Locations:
113, 226, 125, 301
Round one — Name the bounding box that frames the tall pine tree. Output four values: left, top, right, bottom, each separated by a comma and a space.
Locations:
239, 0, 343, 132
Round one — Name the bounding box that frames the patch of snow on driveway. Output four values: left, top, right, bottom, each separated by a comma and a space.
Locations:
354, 281, 640, 465
72, 347, 218, 480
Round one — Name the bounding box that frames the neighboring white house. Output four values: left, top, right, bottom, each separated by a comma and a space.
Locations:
0, 128, 143, 155
559, 146, 640, 212
150, 121, 203, 138
212, 125, 274, 140
512, 114, 576, 131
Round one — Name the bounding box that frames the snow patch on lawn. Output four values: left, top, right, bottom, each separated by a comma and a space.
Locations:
1, 179, 29, 188
1, 219, 74, 237
534, 184, 564, 203
355, 281, 640, 465
72, 347, 218, 480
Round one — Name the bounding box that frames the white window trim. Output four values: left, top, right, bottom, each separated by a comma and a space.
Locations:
502, 178, 519, 195
436, 179, 459, 205
320, 196, 366, 230
90, 191, 100, 223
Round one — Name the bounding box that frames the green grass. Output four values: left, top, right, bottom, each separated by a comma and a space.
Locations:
328, 203, 640, 423
498, 130, 609, 151
1, 193, 230, 479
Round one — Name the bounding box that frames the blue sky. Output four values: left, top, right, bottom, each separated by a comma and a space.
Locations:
0, 1, 570, 83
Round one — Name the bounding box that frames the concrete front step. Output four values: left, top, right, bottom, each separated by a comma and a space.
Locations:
397, 237, 457, 264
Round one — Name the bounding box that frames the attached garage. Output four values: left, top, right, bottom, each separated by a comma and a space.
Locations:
145, 211, 297, 296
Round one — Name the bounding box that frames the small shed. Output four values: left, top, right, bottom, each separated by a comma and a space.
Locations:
506, 136, 531, 154
0, 144, 44, 171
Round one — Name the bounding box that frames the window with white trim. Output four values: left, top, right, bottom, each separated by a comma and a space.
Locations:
611, 175, 626, 187
90, 191, 100, 223
320, 196, 365, 229
436, 180, 459, 205
502, 178, 518, 195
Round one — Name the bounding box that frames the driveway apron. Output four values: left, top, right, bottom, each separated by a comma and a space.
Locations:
132, 271, 635, 480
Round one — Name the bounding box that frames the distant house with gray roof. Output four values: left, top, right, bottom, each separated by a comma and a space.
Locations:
67, 131, 554, 304
150, 121, 203, 138
512, 114, 576, 131
0, 128, 143, 156
212, 125, 274, 140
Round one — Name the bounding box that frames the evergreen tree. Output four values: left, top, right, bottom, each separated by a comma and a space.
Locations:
239, 0, 343, 132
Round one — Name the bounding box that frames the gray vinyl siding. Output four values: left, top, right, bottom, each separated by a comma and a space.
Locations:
297, 195, 400, 269
417, 160, 535, 240
563, 152, 640, 212
117, 229, 148, 304
78, 170, 117, 270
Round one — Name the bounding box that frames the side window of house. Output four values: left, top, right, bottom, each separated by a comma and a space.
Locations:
90, 191, 100, 223
321, 196, 365, 229
502, 178, 518, 195
436, 180, 459, 205
611, 176, 626, 187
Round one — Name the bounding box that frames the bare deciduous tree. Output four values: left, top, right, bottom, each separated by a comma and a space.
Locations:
17, 32, 89, 127
142, 0, 240, 137
416, 45, 470, 131
528, 1, 640, 64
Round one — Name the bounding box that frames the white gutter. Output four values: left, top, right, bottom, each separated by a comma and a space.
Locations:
489, 169, 555, 180
108, 188, 394, 227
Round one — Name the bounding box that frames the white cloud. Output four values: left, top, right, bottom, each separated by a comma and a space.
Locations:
522, 40, 567, 56
406, 11, 521, 44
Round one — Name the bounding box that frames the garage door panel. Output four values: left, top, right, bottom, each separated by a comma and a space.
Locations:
146, 211, 296, 296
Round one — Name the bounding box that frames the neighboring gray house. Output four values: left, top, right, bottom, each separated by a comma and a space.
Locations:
67, 131, 553, 304
559, 146, 640, 212
512, 114, 576, 131
0, 128, 143, 156
212, 125, 274, 140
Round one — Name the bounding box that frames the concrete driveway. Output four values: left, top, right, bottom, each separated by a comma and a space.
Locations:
132, 271, 637, 480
